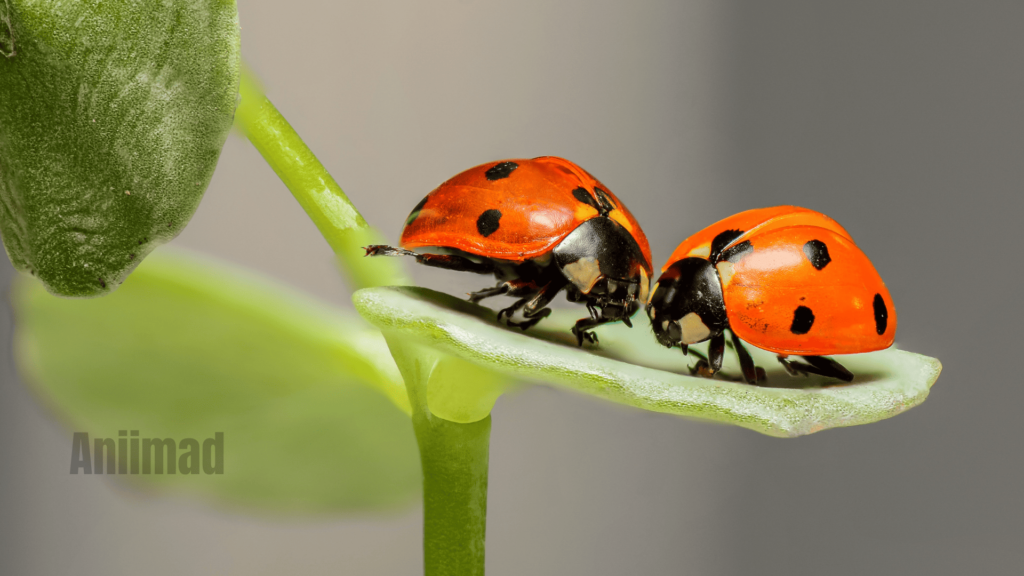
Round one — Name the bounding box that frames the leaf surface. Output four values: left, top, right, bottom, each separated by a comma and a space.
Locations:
13, 250, 420, 513
354, 286, 941, 437
0, 0, 241, 296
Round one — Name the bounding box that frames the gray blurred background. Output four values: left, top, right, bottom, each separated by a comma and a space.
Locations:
2, 1, 1022, 574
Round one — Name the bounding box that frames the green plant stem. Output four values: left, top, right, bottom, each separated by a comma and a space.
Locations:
415, 406, 490, 576
236, 66, 489, 574
387, 338, 490, 576
234, 67, 408, 289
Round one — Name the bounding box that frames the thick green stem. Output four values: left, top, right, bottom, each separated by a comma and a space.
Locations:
236, 65, 487, 574
387, 338, 490, 576
415, 406, 490, 576
234, 67, 408, 289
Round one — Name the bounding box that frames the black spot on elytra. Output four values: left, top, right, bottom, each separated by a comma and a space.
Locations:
721, 240, 753, 263
476, 209, 502, 237
593, 188, 616, 212
572, 187, 596, 207
572, 187, 612, 216
405, 196, 429, 226
803, 239, 831, 270
873, 293, 888, 335
98, 277, 107, 289
710, 229, 745, 261
485, 161, 518, 181
790, 306, 815, 334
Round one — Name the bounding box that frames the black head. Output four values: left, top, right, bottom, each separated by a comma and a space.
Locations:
646, 258, 728, 348
552, 217, 651, 322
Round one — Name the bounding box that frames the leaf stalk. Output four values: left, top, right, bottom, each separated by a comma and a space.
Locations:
387, 337, 490, 576
234, 66, 408, 289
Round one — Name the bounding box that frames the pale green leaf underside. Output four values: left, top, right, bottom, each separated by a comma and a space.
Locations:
0, 0, 241, 296
354, 286, 941, 438
13, 249, 419, 513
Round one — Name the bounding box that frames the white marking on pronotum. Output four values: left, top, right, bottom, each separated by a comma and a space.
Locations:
638, 268, 650, 303
648, 281, 661, 305
688, 244, 712, 258
716, 261, 735, 286
563, 257, 602, 292
680, 312, 711, 344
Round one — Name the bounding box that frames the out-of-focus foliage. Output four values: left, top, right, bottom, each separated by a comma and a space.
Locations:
14, 250, 420, 513
0, 0, 240, 296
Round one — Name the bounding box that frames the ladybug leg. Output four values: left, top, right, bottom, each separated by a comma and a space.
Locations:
512, 308, 552, 331
496, 295, 530, 322
777, 356, 801, 377
507, 280, 566, 331
684, 348, 714, 378
495, 282, 542, 323
728, 330, 760, 384
707, 332, 726, 374
363, 245, 495, 274
777, 356, 854, 383
687, 341, 765, 382
493, 280, 541, 320
572, 302, 630, 345
798, 356, 855, 383
468, 282, 509, 304
571, 316, 608, 346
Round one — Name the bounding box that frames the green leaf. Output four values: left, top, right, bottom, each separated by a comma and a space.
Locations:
13, 250, 420, 513
353, 286, 942, 437
0, 0, 241, 296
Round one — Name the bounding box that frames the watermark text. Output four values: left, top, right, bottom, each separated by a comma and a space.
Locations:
71, 431, 224, 475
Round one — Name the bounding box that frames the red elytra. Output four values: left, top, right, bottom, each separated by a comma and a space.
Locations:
366, 157, 653, 345
400, 156, 651, 264
647, 206, 896, 383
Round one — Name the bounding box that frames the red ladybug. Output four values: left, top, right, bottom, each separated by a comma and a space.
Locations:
365, 157, 653, 344
646, 206, 896, 383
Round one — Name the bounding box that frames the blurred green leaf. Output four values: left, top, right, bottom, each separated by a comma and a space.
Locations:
13, 250, 420, 513
354, 286, 941, 438
0, 0, 241, 296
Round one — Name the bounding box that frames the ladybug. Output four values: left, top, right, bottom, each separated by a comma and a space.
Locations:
646, 206, 896, 383
365, 157, 653, 345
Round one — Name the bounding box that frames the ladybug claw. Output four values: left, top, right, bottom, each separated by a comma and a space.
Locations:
688, 359, 715, 378
571, 326, 586, 346
572, 329, 598, 346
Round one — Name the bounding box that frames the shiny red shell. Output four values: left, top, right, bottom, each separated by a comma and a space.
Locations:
662, 206, 853, 271
664, 206, 896, 356
399, 156, 652, 270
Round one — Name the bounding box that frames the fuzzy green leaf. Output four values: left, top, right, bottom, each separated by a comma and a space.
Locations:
13, 250, 420, 513
0, 0, 241, 296
353, 286, 941, 437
